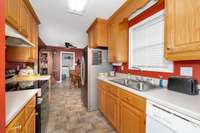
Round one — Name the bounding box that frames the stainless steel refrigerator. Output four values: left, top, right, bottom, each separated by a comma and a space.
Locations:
80, 47, 112, 111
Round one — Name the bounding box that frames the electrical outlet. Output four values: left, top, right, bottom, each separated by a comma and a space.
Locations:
180, 67, 193, 76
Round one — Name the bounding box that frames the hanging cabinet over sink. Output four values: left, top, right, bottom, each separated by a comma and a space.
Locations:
107, 0, 149, 63
6, 0, 40, 63
165, 0, 200, 60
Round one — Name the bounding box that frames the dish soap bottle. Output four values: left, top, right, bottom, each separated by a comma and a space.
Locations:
159, 76, 163, 88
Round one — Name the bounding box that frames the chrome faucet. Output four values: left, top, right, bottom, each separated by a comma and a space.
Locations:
132, 66, 144, 81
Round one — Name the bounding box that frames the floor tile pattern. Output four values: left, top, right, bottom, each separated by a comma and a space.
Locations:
45, 80, 116, 133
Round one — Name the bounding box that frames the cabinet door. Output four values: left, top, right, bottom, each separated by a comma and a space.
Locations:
120, 101, 145, 133
6, 46, 33, 62
105, 92, 119, 130
24, 110, 36, 133
108, 19, 128, 63
88, 28, 95, 48
6, 0, 20, 30
108, 23, 117, 63
165, 0, 200, 60
98, 88, 106, 114
20, 0, 29, 37
29, 18, 38, 62
115, 19, 128, 62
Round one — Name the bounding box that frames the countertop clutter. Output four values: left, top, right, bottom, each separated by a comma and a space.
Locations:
6, 74, 51, 83
6, 89, 39, 125
98, 75, 200, 122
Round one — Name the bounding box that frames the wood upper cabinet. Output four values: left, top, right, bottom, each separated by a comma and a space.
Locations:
165, 0, 200, 60
6, 0, 39, 63
6, 0, 20, 31
108, 18, 128, 63
120, 101, 145, 133
87, 18, 108, 48
6, 46, 33, 62
19, 0, 29, 38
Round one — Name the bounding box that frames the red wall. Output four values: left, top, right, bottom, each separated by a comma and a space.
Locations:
0, 0, 5, 132
40, 46, 83, 81
116, 1, 200, 83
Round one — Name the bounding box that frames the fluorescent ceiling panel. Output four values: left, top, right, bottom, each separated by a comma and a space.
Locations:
67, 0, 89, 15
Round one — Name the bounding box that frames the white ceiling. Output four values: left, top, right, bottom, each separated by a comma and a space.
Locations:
30, 0, 126, 48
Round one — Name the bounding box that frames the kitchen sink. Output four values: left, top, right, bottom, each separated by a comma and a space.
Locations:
110, 78, 157, 91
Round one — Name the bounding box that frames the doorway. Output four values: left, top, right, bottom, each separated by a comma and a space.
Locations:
60, 52, 75, 82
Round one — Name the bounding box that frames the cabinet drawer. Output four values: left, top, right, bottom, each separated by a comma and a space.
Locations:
119, 89, 145, 112
97, 80, 106, 89
25, 96, 36, 121
6, 108, 25, 133
106, 83, 118, 97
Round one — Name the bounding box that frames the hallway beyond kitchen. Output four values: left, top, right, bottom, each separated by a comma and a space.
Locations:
45, 80, 116, 133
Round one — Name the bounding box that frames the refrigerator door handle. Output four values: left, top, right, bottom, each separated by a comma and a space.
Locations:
80, 56, 85, 86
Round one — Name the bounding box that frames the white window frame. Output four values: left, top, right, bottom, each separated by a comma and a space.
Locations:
128, 10, 173, 73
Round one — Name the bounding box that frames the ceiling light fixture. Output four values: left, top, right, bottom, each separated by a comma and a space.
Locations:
67, 0, 89, 15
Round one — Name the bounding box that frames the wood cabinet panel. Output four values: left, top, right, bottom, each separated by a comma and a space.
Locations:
165, 0, 200, 60
105, 92, 119, 130
19, 0, 29, 37
6, 0, 20, 31
6, 46, 32, 62
108, 18, 128, 63
97, 80, 146, 133
6, 96, 36, 133
98, 87, 106, 114
87, 18, 108, 48
6, 109, 25, 133
119, 89, 146, 112
24, 110, 36, 133
120, 101, 145, 133
24, 96, 36, 122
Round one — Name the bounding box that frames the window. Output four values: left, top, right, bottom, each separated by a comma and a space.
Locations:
129, 10, 173, 72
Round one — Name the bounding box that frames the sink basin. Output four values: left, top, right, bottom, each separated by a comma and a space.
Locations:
110, 78, 157, 91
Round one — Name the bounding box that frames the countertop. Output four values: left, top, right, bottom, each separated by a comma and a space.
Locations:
6, 89, 39, 126
98, 76, 200, 122
6, 74, 51, 83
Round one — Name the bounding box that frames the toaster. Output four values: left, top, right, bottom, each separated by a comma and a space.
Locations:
167, 76, 199, 95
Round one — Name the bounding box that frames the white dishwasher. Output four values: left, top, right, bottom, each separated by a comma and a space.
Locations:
146, 101, 200, 133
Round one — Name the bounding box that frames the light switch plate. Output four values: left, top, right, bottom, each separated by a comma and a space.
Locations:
180, 67, 193, 76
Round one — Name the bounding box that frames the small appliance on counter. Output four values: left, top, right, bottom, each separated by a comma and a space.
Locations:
6, 69, 16, 79
109, 71, 116, 77
167, 76, 199, 95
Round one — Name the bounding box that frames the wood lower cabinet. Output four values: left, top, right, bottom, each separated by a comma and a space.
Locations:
98, 87, 106, 114
6, 96, 36, 133
165, 0, 200, 60
97, 80, 146, 133
120, 101, 145, 133
24, 110, 36, 133
105, 92, 119, 130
